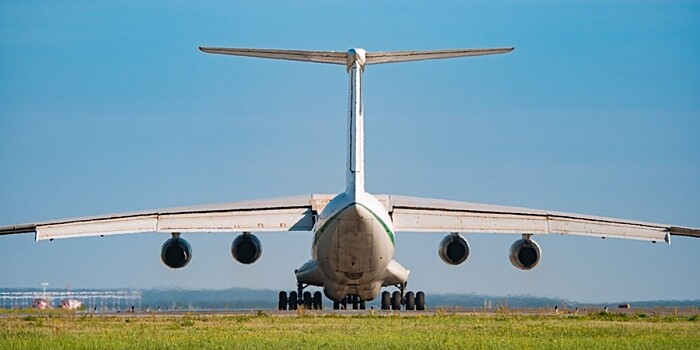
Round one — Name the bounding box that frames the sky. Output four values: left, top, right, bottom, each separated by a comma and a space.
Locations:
0, 1, 698, 303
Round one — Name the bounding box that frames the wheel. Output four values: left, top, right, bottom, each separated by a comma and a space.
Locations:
405, 291, 415, 311
381, 291, 391, 310
289, 291, 298, 310
359, 300, 366, 310
313, 291, 322, 310
278, 291, 288, 310
416, 291, 425, 311
303, 291, 312, 309
333, 300, 340, 310
352, 295, 359, 310
391, 291, 401, 310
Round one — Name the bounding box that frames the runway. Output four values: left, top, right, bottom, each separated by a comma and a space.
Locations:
2, 306, 697, 318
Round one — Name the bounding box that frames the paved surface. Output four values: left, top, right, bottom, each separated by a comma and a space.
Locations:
2, 307, 698, 318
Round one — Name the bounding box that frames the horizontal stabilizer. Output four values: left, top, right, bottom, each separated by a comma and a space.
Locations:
199, 47, 514, 66
199, 47, 347, 65
365, 48, 514, 65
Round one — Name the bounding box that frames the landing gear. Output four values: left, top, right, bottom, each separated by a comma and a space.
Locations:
332, 294, 366, 310
381, 291, 391, 310
416, 291, 425, 311
303, 291, 312, 309
288, 291, 298, 310
380, 283, 426, 311
405, 291, 415, 311
278, 283, 324, 310
313, 291, 322, 310
278, 291, 288, 310
391, 291, 401, 310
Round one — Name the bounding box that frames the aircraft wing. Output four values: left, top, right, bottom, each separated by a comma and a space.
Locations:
380, 195, 700, 243
0, 195, 335, 242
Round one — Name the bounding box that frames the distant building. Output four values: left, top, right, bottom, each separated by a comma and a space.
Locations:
60, 299, 83, 309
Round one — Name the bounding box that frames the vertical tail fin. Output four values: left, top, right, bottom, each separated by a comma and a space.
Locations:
346, 49, 366, 198
199, 46, 514, 199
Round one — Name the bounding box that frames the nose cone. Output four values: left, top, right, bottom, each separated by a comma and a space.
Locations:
347, 48, 366, 70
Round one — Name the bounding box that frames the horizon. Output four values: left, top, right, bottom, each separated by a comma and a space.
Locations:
3, 286, 699, 308
1, 1, 699, 304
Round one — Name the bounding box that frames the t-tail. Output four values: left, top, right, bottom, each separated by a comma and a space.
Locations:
199, 46, 514, 198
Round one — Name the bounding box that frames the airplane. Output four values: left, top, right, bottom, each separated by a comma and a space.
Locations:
1, 46, 699, 311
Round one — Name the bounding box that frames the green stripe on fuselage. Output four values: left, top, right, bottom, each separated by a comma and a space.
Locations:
314, 203, 395, 246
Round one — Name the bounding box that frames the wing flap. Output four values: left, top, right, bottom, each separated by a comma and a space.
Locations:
392, 208, 548, 234
157, 208, 313, 233
384, 195, 695, 243
37, 215, 157, 241
1, 195, 335, 241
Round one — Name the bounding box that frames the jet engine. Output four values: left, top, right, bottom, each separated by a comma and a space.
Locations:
438, 233, 470, 265
509, 237, 541, 270
161, 234, 192, 269
231, 232, 262, 264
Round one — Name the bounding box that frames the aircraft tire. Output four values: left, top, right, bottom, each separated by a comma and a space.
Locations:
405, 291, 415, 311
313, 291, 322, 310
416, 291, 426, 311
303, 291, 312, 309
278, 291, 288, 310
391, 291, 401, 310
289, 291, 298, 310
381, 291, 391, 310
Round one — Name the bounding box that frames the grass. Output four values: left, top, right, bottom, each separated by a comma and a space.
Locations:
0, 311, 698, 349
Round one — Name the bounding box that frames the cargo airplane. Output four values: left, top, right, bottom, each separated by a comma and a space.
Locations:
2, 46, 699, 311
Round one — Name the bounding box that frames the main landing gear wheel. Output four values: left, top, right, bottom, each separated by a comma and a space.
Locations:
405, 291, 415, 311
288, 291, 298, 310
416, 291, 426, 311
313, 291, 323, 310
381, 291, 391, 310
380, 288, 426, 311
278, 291, 288, 310
391, 291, 402, 310
303, 291, 312, 309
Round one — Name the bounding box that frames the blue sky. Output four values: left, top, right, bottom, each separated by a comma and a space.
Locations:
1, 1, 698, 303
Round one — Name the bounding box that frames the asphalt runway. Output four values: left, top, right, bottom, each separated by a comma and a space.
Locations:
2, 306, 697, 318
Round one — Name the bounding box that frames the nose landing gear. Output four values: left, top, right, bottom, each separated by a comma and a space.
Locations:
332, 295, 366, 310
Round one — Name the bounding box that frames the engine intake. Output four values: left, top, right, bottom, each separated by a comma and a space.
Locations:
438, 233, 470, 265
161, 235, 192, 269
231, 232, 262, 264
509, 237, 541, 270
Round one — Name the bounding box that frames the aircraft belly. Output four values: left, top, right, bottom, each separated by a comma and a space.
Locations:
316, 203, 392, 288
336, 218, 374, 274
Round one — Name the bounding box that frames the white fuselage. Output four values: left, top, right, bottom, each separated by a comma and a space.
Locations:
310, 192, 405, 301
294, 49, 409, 301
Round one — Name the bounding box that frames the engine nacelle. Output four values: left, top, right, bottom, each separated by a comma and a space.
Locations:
231, 232, 262, 264
161, 235, 192, 269
438, 233, 470, 265
509, 238, 541, 270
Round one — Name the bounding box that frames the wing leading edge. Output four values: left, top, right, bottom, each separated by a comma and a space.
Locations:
0, 195, 335, 242
2, 194, 697, 243
378, 195, 700, 243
